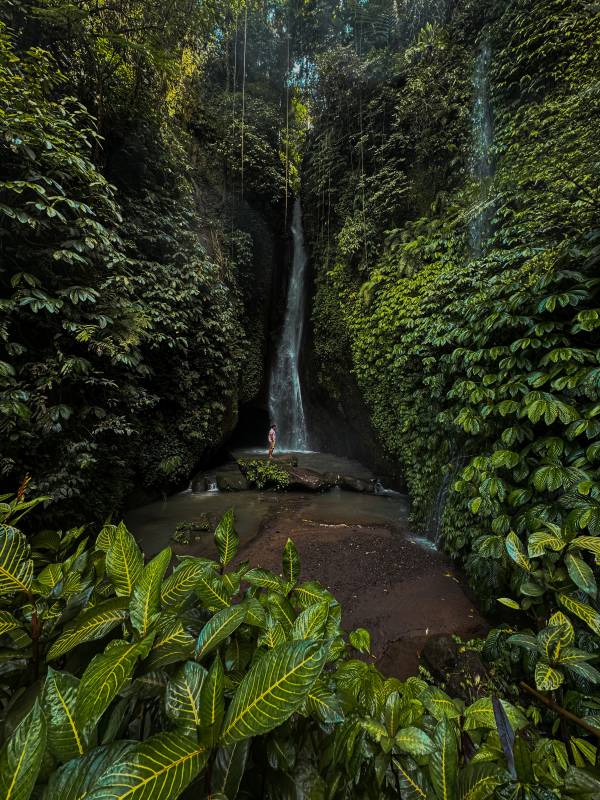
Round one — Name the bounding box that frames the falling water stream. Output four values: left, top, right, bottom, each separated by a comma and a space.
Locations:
269, 197, 309, 451
469, 39, 494, 257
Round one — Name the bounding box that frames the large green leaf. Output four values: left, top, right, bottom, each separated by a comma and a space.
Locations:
559, 593, 600, 636
384, 691, 402, 737
130, 547, 171, 635
86, 733, 208, 800
535, 660, 564, 691
538, 623, 572, 661
195, 603, 247, 661
44, 742, 134, 800
394, 726, 435, 756
569, 536, 600, 562
243, 568, 288, 594
48, 597, 129, 660
392, 757, 429, 800
76, 634, 154, 728
290, 602, 328, 641
282, 538, 300, 585
0, 700, 46, 800
0, 524, 33, 596
143, 617, 195, 671
199, 654, 225, 733
221, 640, 327, 744
458, 763, 506, 800
464, 697, 527, 732
196, 572, 231, 610
105, 525, 143, 597
42, 668, 91, 763
305, 684, 344, 724
212, 740, 250, 800
257, 618, 287, 649
292, 580, 334, 609
421, 687, 461, 721
429, 718, 458, 800
505, 532, 532, 572
214, 509, 239, 567
165, 661, 207, 730
565, 552, 597, 597
160, 558, 213, 608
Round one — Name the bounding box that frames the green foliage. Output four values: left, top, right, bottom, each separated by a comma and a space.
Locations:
237, 459, 290, 490
1, 496, 599, 798
304, 0, 600, 642
0, 0, 303, 521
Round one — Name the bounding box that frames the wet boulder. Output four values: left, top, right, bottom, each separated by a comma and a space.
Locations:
285, 467, 333, 492
340, 475, 373, 493
216, 472, 249, 491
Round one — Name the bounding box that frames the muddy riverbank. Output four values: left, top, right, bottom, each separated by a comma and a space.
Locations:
126, 473, 486, 678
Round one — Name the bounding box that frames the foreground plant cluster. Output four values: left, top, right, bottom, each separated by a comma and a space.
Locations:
0, 494, 598, 799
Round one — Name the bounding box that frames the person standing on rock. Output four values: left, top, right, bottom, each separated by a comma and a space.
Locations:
268, 423, 277, 459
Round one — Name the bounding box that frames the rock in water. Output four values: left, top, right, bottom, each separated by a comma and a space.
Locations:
216, 473, 249, 491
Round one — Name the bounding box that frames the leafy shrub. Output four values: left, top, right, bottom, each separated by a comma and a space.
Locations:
238, 459, 291, 491
1, 494, 600, 798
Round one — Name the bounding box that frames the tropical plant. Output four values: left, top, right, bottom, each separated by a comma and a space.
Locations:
237, 459, 291, 490
1, 497, 600, 798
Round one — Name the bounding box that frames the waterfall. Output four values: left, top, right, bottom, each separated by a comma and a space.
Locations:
269, 197, 309, 452
469, 39, 494, 257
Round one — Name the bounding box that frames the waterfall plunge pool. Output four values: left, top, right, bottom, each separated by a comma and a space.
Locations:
126, 455, 486, 679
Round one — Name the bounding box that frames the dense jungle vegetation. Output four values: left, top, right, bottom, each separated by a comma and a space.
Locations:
2, 0, 600, 798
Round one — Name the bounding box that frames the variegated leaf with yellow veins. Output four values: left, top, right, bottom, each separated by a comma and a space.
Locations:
86, 732, 207, 800
220, 640, 327, 744
0, 524, 33, 596
42, 668, 92, 764
76, 634, 154, 729
47, 597, 129, 660
214, 508, 239, 567
130, 547, 171, 635
105, 524, 143, 597
505, 531, 532, 572
535, 660, 564, 691
559, 593, 600, 636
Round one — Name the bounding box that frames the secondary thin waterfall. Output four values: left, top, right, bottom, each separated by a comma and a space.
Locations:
469, 39, 494, 257
269, 197, 309, 451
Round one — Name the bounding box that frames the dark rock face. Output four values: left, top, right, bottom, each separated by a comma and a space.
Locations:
216, 472, 250, 492
422, 634, 486, 701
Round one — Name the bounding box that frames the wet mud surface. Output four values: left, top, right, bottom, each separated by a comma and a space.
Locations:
126, 459, 487, 678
